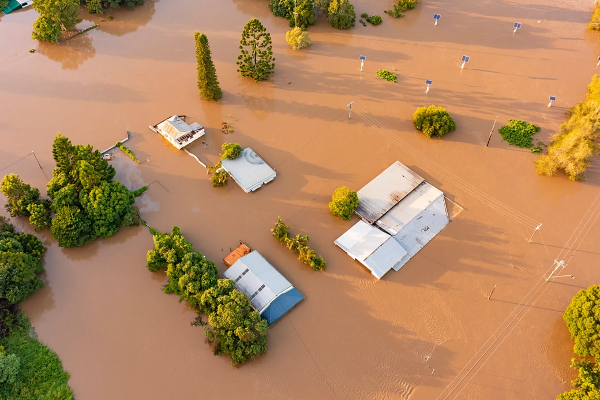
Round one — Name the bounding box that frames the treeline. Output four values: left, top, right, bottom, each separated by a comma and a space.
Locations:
146, 227, 268, 365
271, 217, 326, 271
0, 217, 73, 399
0, 134, 144, 248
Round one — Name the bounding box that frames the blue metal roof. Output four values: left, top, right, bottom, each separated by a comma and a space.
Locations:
261, 288, 304, 325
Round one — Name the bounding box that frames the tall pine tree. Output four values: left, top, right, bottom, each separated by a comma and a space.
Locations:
236, 19, 275, 82
195, 32, 222, 101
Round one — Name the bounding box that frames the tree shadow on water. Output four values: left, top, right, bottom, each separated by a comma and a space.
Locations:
93, 0, 159, 37
38, 34, 96, 70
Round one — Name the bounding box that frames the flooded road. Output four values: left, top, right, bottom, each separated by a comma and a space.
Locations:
1, 0, 600, 398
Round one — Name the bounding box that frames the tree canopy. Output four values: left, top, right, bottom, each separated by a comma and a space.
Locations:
82, 0, 145, 14
195, 32, 222, 101
271, 217, 326, 271
328, 186, 358, 220
32, 0, 82, 43
413, 105, 456, 138
269, 0, 315, 29
327, 0, 356, 30
220, 142, 243, 160
237, 18, 276, 82
286, 27, 311, 51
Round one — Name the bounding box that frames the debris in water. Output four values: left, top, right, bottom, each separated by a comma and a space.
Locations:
29, 49, 35, 53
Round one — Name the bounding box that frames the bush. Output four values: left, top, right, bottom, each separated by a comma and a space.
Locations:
498, 120, 541, 149
385, 0, 417, 17
329, 186, 358, 220
271, 217, 326, 271
366, 15, 382, 25
327, 0, 356, 30
286, 27, 311, 51
590, 3, 600, 30
413, 105, 456, 138
535, 75, 600, 181
220, 142, 243, 160
376, 69, 397, 82
360, 12, 368, 18
116, 141, 140, 163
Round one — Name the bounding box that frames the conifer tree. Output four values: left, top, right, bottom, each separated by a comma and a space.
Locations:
236, 19, 275, 82
195, 32, 222, 101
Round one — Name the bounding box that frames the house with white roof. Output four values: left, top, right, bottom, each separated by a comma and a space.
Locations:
149, 115, 205, 150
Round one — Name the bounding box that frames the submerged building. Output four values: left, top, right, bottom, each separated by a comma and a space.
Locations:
223, 251, 304, 325
149, 115, 205, 150
2, 0, 33, 15
335, 162, 449, 279
220, 147, 276, 193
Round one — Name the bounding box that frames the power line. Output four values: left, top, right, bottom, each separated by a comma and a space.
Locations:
0, 153, 33, 173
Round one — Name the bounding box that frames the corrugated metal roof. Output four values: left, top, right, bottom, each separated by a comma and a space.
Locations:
220, 148, 276, 193
356, 162, 425, 224
157, 115, 195, 139
364, 238, 410, 279
223, 251, 292, 313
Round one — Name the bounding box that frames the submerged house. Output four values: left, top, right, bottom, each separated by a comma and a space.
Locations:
335, 161, 449, 279
2, 0, 33, 15
220, 147, 276, 193
149, 115, 205, 150
223, 251, 304, 325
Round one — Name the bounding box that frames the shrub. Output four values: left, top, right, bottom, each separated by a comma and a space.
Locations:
360, 12, 368, 18
376, 69, 397, 83
237, 19, 275, 82
535, 75, 600, 181
195, 32, 222, 101
385, 0, 417, 17
327, 0, 356, 30
207, 163, 228, 187
271, 217, 326, 271
329, 186, 359, 220
116, 141, 140, 163
220, 142, 243, 160
366, 15, 382, 25
131, 186, 148, 197
498, 120, 541, 149
590, 3, 600, 30
286, 27, 311, 51
413, 105, 456, 138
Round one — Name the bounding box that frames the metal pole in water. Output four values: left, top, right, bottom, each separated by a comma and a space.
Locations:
528, 223, 542, 243
347, 101, 354, 119
31, 151, 42, 169
486, 115, 498, 147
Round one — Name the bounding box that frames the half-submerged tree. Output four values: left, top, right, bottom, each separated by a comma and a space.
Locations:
269, 0, 315, 29
329, 186, 358, 220
32, 0, 82, 43
590, 2, 600, 30
82, 0, 144, 14
286, 27, 311, 51
413, 105, 456, 138
195, 32, 222, 101
327, 0, 356, 30
237, 18, 275, 82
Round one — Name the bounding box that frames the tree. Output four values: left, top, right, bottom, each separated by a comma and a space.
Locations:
590, 3, 600, 31
207, 163, 229, 187
220, 142, 243, 160
328, 186, 358, 220
0, 174, 42, 218
81, 0, 144, 14
195, 32, 222, 101
286, 27, 311, 51
271, 217, 290, 242
164, 251, 219, 311
564, 285, 600, 360
327, 0, 356, 30
413, 105, 456, 138
146, 226, 194, 272
32, 0, 82, 43
0, 349, 20, 385
269, 0, 315, 29
237, 19, 276, 82
557, 359, 600, 400
314, 0, 330, 13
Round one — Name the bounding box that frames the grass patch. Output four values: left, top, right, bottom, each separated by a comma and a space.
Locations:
376, 69, 397, 83
132, 186, 148, 197
0, 311, 73, 400
116, 141, 140, 163
498, 120, 541, 150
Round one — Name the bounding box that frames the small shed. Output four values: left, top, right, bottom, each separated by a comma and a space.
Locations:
220, 147, 276, 193
334, 220, 409, 279
355, 162, 424, 224
223, 251, 303, 325
149, 115, 205, 150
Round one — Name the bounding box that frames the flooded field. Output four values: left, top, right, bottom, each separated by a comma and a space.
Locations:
1, 0, 600, 398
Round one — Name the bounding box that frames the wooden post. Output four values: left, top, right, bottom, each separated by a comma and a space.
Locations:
486, 115, 499, 147
487, 285, 497, 300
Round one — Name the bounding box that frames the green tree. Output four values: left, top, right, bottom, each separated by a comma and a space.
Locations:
271, 217, 290, 242
314, 0, 330, 12
220, 142, 243, 160
413, 105, 456, 138
237, 18, 276, 82
146, 226, 194, 272
564, 285, 600, 360
328, 186, 358, 220
26, 202, 52, 230
80, 181, 136, 239
286, 27, 311, 50
207, 163, 229, 187
50, 206, 92, 248
269, 0, 315, 29
164, 251, 219, 311
195, 32, 222, 101
327, 0, 356, 30
0, 174, 42, 218
32, 0, 82, 43
557, 359, 600, 400
0, 347, 20, 385
81, 0, 144, 13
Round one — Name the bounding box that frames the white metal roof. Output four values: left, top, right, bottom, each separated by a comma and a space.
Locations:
220, 147, 276, 193
223, 251, 292, 313
157, 115, 201, 140
334, 220, 408, 279
355, 162, 425, 224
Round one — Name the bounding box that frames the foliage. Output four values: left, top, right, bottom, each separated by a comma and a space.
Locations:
0, 0, 8, 11
286, 27, 312, 51
590, 3, 600, 31
220, 142, 243, 160
271, 217, 326, 271
314, 0, 330, 12
366, 15, 382, 25
0, 219, 45, 305
132, 186, 147, 197
498, 119, 541, 149
385, 0, 417, 18
359, 19, 366, 26
329, 186, 359, 220
81, 0, 144, 14
26, 201, 52, 230
1, 174, 41, 218
0, 312, 73, 400
535, 75, 600, 181
269, 0, 315, 29
195, 32, 222, 101
0, 348, 20, 385
564, 286, 600, 360
31, 0, 82, 43
0, 299, 20, 340
413, 105, 456, 138
557, 359, 600, 400
376, 69, 397, 83
207, 164, 229, 187
147, 227, 269, 365
116, 141, 140, 163
237, 18, 276, 82
328, 0, 356, 29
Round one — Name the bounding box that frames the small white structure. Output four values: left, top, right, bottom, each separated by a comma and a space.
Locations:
149, 115, 205, 150
223, 251, 304, 325
335, 162, 449, 279
334, 220, 408, 279
220, 147, 276, 193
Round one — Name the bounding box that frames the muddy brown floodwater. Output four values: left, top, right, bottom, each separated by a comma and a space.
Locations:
1, 0, 600, 398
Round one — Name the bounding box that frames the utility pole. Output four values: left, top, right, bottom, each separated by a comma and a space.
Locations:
486, 115, 498, 147
294, 0, 297, 27
528, 223, 542, 243
347, 102, 354, 119
31, 151, 42, 169
546, 260, 565, 282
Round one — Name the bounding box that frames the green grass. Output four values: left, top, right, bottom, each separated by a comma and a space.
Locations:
376, 69, 397, 83
498, 119, 541, 150
116, 141, 140, 163
0, 312, 73, 400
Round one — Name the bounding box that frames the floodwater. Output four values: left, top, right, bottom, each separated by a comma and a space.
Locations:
1, 0, 600, 398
